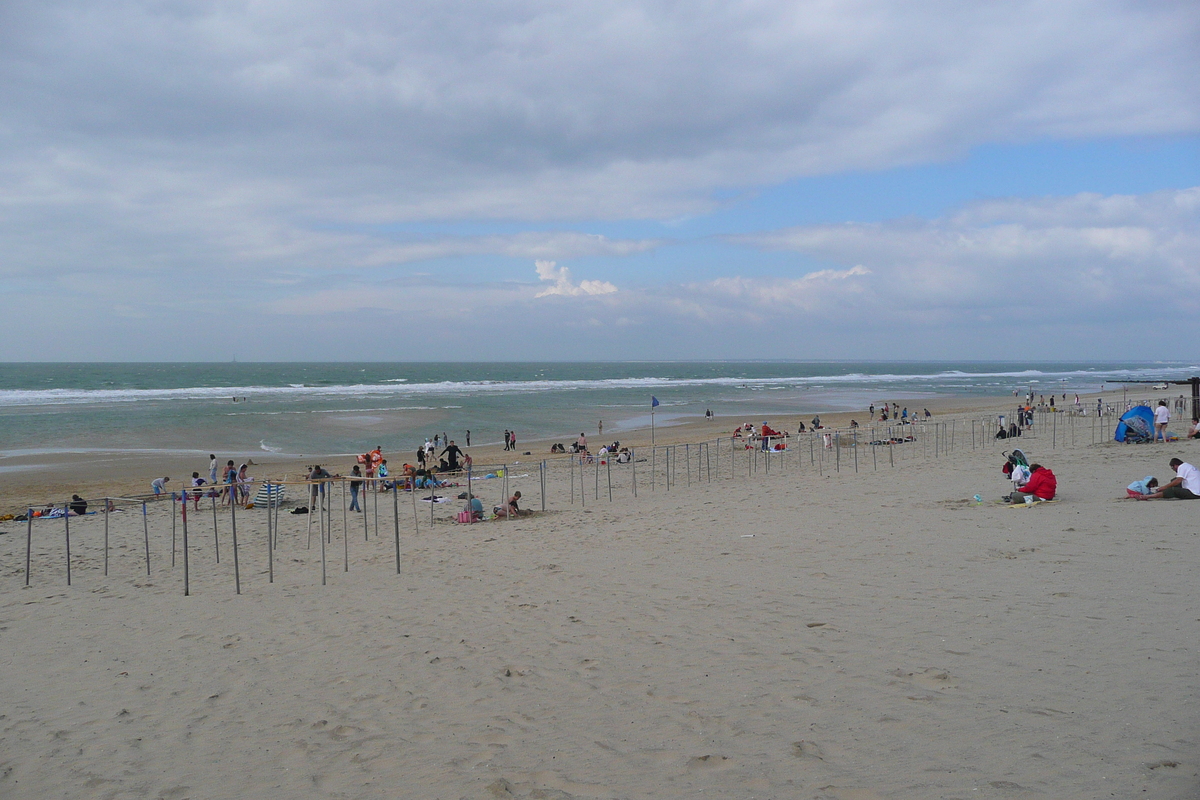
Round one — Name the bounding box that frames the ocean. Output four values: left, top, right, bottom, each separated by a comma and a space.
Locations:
0, 361, 1193, 460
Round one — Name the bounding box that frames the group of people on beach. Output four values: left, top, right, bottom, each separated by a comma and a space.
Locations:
416, 436, 470, 473
867, 403, 932, 423
173, 455, 255, 510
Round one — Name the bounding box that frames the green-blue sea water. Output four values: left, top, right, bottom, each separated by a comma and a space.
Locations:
0, 361, 1192, 460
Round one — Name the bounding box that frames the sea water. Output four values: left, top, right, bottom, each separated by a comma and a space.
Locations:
0, 361, 1192, 459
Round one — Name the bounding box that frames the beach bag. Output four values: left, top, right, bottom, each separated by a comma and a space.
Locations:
456, 510, 473, 524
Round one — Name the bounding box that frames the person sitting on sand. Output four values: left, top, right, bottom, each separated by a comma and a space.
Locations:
69, 494, 88, 516
1188, 418, 1200, 439
1135, 458, 1200, 500
468, 494, 484, 521
1009, 464, 1056, 502
151, 476, 170, 496
494, 490, 524, 518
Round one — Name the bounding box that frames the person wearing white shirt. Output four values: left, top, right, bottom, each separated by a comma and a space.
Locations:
1136, 458, 1200, 500
1154, 400, 1170, 442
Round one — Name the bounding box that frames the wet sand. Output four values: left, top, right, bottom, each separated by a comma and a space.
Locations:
2, 391, 1058, 512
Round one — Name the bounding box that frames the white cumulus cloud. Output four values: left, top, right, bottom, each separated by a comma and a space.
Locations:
534, 260, 618, 297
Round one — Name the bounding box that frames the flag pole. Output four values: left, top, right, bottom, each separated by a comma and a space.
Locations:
651, 395, 659, 448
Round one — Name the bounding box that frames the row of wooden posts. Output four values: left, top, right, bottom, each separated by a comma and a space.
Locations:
18, 408, 1133, 593
19, 462, 548, 595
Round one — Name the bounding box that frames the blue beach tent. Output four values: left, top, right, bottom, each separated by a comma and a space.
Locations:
1114, 405, 1155, 443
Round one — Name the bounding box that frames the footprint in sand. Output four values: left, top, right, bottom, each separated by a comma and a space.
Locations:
687, 754, 733, 771
890, 667, 957, 691
487, 778, 518, 798
792, 740, 824, 760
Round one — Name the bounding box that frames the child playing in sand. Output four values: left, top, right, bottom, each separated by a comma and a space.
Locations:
1126, 476, 1159, 497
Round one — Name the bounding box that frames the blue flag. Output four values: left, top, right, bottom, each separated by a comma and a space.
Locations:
651, 396, 660, 408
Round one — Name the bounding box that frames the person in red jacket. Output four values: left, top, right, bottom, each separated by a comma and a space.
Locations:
1011, 464, 1056, 502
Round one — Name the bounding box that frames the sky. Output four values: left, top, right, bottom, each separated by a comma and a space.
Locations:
1, 0, 1198, 361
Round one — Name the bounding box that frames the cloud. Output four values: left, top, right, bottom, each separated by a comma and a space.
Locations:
364, 232, 663, 266
534, 260, 618, 297
1, 2, 1198, 358
731, 187, 1200, 319
2, 0, 1197, 237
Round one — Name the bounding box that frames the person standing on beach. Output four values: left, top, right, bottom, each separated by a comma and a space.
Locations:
349, 465, 363, 512
598, 420, 603, 436
151, 476, 170, 496
503, 430, 511, 450
221, 460, 237, 505
1154, 400, 1170, 442
416, 445, 426, 469
309, 464, 331, 510
510, 431, 517, 450
577, 432, 587, 452
236, 464, 251, 503
441, 440, 464, 471
190, 472, 205, 510
209, 454, 218, 484
465, 430, 471, 446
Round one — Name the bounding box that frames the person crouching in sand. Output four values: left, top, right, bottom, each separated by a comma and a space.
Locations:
494, 491, 526, 518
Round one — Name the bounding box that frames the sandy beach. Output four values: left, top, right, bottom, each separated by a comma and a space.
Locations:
0, 390, 1088, 512
2, 391, 1198, 798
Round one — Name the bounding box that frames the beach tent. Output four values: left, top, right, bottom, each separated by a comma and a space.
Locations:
1114, 405, 1155, 443
252, 482, 287, 507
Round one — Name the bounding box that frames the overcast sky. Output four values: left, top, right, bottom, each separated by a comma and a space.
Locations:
2, 0, 1198, 361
